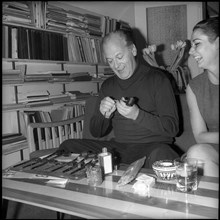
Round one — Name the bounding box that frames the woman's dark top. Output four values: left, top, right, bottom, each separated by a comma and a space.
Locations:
189, 71, 219, 151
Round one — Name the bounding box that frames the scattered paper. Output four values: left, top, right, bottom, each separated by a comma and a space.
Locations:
3, 170, 68, 188
55, 153, 80, 162
132, 174, 155, 197
46, 179, 68, 188
136, 174, 155, 184
3, 170, 65, 180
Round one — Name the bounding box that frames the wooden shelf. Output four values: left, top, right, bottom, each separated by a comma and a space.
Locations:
2, 58, 107, 66
3, 141, 29, 156
3, 79, 103, 87
2, 96, 100, 112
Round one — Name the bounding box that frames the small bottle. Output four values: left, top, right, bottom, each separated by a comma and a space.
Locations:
98, 147, 113, 174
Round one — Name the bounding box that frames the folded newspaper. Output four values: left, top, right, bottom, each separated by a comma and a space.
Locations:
117, 156, 146, 186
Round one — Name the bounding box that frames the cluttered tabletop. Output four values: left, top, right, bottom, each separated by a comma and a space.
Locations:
2, 151, 219, 219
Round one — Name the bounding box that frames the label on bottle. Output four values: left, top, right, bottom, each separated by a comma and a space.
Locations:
98, 152, 112, 174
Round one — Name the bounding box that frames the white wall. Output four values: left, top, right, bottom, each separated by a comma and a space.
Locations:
134, 2, 203, 40
134, 1, 204, 78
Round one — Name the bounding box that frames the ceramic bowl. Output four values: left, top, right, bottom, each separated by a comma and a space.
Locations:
152, 160, 176, 181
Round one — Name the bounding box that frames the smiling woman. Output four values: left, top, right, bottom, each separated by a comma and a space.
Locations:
185, 17, 219, 177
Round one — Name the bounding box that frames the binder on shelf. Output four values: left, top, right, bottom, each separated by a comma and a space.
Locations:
76, 36, 86, 62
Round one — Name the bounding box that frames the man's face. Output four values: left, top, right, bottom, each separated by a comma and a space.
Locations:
103, 36, 137, 80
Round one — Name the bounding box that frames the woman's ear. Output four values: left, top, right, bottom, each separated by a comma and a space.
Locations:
131, 44, 137, 56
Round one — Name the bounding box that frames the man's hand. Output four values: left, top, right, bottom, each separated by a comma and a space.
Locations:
115, 97, 139, 120
100, 97, 116, 118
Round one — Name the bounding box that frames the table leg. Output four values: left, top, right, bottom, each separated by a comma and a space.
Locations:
56, 212, 65, 219
2, 199, 9, 219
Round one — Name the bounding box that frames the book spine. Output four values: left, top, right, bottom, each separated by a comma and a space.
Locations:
76, 36, 86, 62
11, 27, 18, 58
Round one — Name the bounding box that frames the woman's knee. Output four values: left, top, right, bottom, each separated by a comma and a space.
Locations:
187, 144, 219, 177
187, 144, 218, 162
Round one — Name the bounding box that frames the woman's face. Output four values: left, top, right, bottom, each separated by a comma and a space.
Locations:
189, 29, 219, 71
103, 36, 137, 80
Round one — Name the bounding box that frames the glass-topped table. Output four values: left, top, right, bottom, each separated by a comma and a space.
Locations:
2, 162, 218, 219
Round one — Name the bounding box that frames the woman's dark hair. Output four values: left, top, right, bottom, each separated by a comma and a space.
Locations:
193, 17, 219, 43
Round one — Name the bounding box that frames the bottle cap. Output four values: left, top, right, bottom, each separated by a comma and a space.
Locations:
102, 147, 107, 153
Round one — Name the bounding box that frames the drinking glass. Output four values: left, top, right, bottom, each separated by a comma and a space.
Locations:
86, 165, 103, 186
174, 157, 198, 192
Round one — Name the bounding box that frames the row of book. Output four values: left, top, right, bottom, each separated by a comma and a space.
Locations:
67, 34, 105, 63
23, 104, 85, 123
3, 2, 131, 38
2, 24, 106, 64
103, 17, 132, 36
20, 103, 85, 141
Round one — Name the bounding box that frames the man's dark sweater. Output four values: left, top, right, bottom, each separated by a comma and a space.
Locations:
90, 63, 179, 144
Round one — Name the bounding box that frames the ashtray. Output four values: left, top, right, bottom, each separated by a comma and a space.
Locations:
152, 160, 176, 181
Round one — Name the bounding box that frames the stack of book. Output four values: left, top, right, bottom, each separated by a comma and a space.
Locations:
118, 20, 132, 32
66, 9, 88, 35
69, 72, 92, 81
48, 72, 72, 82
24, 73, 52, 82
19, 91, 52, 107
98, 67, 115, 79
24, 70, 67, 82
102, 17, 131, 36
2, 2, 34, 26
3, 69, 24, 84
49, 93, 71, 104
102, 17, 117, 36
46, 3, 68, 32
3, 133, 27, 148
46, 2, 88, 36
85, 14, 102, 37
65, 91, 93, 100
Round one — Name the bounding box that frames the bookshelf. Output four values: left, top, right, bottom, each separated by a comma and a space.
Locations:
2, 1, 131, 168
